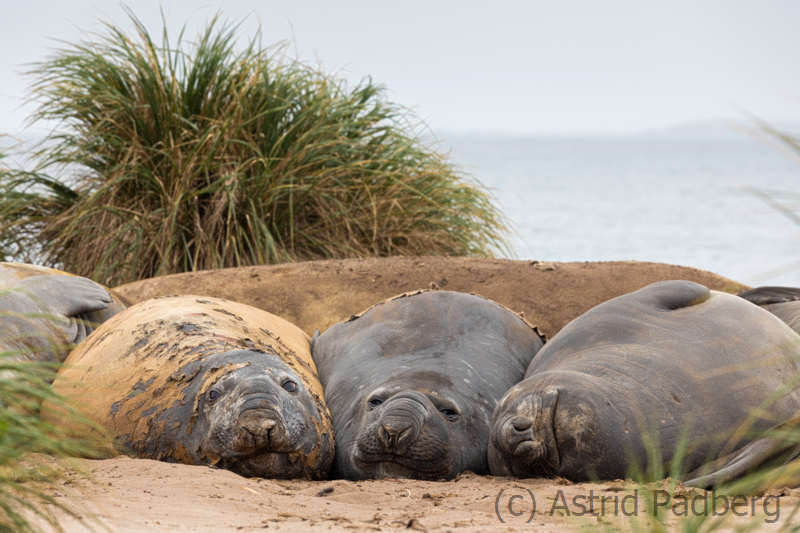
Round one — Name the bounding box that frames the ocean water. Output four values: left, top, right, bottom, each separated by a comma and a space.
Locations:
443, 130, 800, 287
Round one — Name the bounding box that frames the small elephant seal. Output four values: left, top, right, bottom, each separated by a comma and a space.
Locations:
44, 296, 334, 479
489, 280, 800, 484
312, 289, 545, 480
0, 262, 128, 364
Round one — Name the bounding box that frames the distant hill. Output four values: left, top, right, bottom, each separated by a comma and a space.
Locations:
638, 120, 800, 140
439, 120, 800, 142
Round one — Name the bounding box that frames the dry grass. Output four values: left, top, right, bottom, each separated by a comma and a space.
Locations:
0, 9, 509, 286
0, 350, 99, 532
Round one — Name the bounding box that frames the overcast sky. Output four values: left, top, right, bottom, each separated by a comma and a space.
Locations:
2, 1, 800, 138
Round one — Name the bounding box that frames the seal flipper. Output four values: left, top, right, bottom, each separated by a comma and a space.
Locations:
10, 275, 112, 345
637, 280, 711, 311
738, 286, 800, 306
683, 414, 800, 489
15, 275, 112, 317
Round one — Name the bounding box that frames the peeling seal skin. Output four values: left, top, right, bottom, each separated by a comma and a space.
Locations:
488, 280, 800, 485
43, 296, 334, 480
312, 289, 545, 481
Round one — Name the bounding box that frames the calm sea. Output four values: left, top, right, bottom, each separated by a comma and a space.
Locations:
443, 128, 800, 287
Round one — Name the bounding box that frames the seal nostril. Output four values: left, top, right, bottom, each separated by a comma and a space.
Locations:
377, 425, 391, 450
512, 417, 533, 432
394, 426, 414, 454
377, 421, 417, 455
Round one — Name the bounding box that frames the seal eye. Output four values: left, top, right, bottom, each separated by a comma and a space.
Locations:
441, 408, 458, 420
282, 380, 297, 392
208, 390, 220, 401
368, 398, 383, 409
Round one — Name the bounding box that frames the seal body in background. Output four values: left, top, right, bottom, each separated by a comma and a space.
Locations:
44, 296, 334, 480
488, 280, 800, 484
312, 289, 545, 480
737, 286, 800, 335
0, 262, 129, 364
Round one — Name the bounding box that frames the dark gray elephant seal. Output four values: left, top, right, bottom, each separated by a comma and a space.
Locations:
312, 289, 545, 480
489, 280, 800, 484
679, 285, 800, 488
0, 263, 128, 364
738, 286, 800, 335
45, 296, 335, 479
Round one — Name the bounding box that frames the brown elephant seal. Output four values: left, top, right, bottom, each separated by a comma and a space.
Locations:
489, 280, 800, 484
312, 289, 545, 480
45, 296, 334, 479
0, 262, 128, 364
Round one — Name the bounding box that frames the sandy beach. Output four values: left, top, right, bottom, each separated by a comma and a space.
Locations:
30, 455, 798, 532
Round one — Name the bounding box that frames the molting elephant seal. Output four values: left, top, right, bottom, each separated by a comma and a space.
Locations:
312, 289, 545, 480
44, 295, 334, 479
488, 280, 800, 484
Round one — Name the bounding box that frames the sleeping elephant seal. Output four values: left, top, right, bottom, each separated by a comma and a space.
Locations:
738, 286, 800, 335
44, 296, 334, 479
489, 280, 800, 484
312, 289, 545, 480
0, 262, 128, 364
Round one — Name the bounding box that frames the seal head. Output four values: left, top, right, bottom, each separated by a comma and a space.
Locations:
348, 374, 478, 480
126, 349, 328, 479
313, 290, 544, 480
45, 295, 334, 479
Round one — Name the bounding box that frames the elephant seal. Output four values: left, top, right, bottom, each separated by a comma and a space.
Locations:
45, 296, 334, 479
738, 286, 800, 335
489, 280, 800, 484
0, 262, 128, 364
312, 289, 545, 480
673, 285, 800, 488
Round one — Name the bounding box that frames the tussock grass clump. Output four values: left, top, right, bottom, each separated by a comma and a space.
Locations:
0, 10, 508, 286
0, 358, 93, 533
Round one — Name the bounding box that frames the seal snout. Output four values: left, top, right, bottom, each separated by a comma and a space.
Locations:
489, 387, 561, 477
373, 393, 427, 456
377, 420, 416, 455
353, 389, 454, 479
223, 386, 292, 454
494, 414, 545, 460
234, 409, 282, 450
236, 409, 282, 449
512, 415, 534, 432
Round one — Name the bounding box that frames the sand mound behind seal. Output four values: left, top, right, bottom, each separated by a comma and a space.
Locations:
114, 257, 745, 339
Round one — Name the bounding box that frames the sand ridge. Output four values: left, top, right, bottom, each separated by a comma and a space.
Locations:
114, 257, 747, 339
